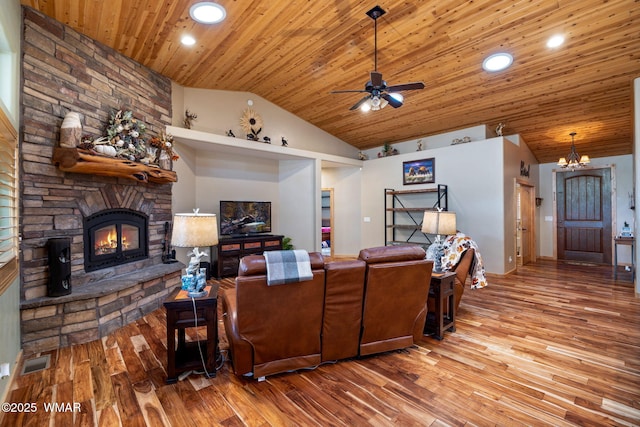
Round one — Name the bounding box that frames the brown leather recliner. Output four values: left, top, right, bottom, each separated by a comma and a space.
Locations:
357, 245, 433, 356
321, 259, 366, 362
221, 252, 326, 378
427, 248, 475, 314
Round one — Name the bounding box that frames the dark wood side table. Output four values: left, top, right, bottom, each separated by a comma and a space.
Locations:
613, 237, 635, 281
424, 271, 456, 340
164, 284, 219, 383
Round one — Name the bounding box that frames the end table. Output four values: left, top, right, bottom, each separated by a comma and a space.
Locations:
424, 271, 456, 340
164, 284, 219, 383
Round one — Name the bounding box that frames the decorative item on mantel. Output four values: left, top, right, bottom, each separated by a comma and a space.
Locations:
417, 139, 423, 151
496, 122, 506, 136
184, 109, 198, 129
281, 137, 288, 147
59, 112, 82, 148
52, 109, 178, 184
226, 129, 235, 138
148, 133, 179, 170
240, 107, 263, 141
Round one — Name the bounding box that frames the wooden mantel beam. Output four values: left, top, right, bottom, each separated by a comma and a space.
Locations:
52, 147, 177, 184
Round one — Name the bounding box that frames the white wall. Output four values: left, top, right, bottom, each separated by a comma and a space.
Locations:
537, 155, 634, 263
361, 137, 512, 274
0, 0, 21, 402
170, 85, 362, 261
179, 86, 358, 159
279, 160, 317, 251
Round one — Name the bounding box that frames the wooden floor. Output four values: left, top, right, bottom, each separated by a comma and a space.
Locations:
2, 260, 639, 426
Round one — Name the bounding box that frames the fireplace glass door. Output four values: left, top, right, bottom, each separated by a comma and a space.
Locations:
84, 209, 148, 272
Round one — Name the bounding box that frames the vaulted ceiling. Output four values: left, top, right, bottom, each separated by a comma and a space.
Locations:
20, 0, 639, 163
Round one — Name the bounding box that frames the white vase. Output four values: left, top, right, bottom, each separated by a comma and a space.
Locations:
159, 151, 172, 170
59, 112, 82, 148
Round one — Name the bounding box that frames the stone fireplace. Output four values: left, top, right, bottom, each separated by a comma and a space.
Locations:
18, 7, 183, 354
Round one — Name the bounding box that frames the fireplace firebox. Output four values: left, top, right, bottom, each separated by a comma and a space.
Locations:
84, 209, 149, 272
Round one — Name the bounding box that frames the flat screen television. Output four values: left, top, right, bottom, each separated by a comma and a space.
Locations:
219, 200, 272, 236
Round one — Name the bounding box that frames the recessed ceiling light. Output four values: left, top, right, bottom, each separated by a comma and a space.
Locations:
189, 2, 226, 24
181, 35, 196, 46
482, 52, 513, 72
547, 34, 565, 48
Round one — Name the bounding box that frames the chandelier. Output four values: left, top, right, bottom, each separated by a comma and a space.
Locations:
557, 132, 590, 170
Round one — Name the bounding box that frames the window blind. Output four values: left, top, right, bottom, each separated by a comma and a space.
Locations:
0, 106, 18, 295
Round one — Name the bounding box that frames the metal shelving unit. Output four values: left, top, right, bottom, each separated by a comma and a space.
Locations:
385, 184, 448, 247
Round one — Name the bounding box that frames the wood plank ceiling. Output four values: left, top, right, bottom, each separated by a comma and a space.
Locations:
20, 0, 639, 163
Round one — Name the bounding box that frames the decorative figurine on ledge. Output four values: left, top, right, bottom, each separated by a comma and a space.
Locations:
226, 129, 235, 138
496, 122, 506, 136
240, 108, 263, 141
263, 136, 271, 144
281, 137, 288, 147
184, 110, 198, 129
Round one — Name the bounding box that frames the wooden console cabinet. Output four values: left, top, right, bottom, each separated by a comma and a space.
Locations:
216, 234, 284, 278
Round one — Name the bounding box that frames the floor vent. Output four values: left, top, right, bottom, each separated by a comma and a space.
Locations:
21, 355, 51, 375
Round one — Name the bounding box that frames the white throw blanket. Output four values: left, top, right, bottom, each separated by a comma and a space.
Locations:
441, 233, 488, 289
264, 250, 313, 286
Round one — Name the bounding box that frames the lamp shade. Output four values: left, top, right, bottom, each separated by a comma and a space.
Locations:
171, 212, 219, 248
421, 210, 457, 235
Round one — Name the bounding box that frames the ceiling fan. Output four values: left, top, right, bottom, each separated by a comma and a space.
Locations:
332, 5, 425, 111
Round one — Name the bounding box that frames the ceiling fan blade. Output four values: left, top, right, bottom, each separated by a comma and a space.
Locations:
381, 93, 403, 108
350, 95, 372, 110
370, 71, 383, 87
386, 82, 425, 92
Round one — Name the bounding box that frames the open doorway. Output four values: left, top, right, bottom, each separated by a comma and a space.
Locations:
517, 182, 536, 266
321, 188, 334, 257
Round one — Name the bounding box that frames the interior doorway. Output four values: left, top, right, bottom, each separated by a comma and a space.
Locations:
556, 168, 612, 264
321, 188, 334, 257
517, 182, 536, 266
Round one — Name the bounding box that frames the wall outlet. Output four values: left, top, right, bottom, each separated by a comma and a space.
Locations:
363, 217, 371, 223
0, 362, 9, 379
508, 256, 513, 263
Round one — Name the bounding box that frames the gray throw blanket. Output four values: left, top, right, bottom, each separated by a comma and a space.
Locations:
264, 250, 313, 286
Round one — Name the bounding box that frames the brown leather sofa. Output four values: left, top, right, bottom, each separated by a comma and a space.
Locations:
221, 252, 326, 378
357, 245, 433, 356
221, 245, 433, 379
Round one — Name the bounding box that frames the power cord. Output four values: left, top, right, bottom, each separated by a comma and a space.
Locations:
179, 295, 227, 381
190, 296, 211, 379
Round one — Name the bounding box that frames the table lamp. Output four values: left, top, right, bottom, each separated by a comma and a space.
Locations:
422, 209, 456, 272
171, 209, 219, 297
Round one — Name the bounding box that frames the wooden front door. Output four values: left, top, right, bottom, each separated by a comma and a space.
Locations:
556, 168, 612, 264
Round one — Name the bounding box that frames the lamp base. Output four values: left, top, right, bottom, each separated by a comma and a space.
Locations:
187, 289, 207, 298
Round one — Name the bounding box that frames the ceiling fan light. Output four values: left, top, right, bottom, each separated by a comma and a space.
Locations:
482, 52, 513, 72
360, 102, 371, 112
370, 96, 382, 110
189, 2, 226, 24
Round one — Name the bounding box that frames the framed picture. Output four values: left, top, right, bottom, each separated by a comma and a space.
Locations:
403, 158, 435, 185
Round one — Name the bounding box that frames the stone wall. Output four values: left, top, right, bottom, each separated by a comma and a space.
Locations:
19, 7, 177, 353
